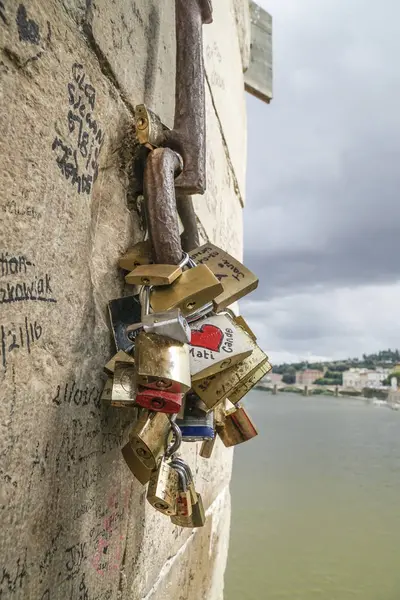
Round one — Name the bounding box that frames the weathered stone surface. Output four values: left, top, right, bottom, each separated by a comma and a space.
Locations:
232, 0, 251, 72
203, 0, 247, 203
193, 86, 244, 261
0, 1, 245, 599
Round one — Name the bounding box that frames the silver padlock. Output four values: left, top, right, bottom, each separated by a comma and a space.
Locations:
126, 285, 191, 344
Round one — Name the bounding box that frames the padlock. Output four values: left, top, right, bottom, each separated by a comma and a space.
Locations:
217, 404, 258, 447
147, 456, 179, 516
150, 264, 223, 317
192, 343, 271, 411
125, 251, 190, 287
104, 350, 135, 375
229, 360, 272, 405
121, 442, 153, 485
118, 240, 153, 271
189, 313, 253, 380
169, 460, 192, 518
123, 410, 170, 471
142, 308, 191, 344
125, 263, 183, 287
135, 104, 168, 148
135, 386, 184, 414
176, 392, 214, 441
234, 315, 257, 341
101, 378, 113, 403
189, 243, 258, 311
111, 362, 136, 407
170, 459, 205, 528
108, 295, 143, 351
199, 436, 217, 459
134, 331, 191, 393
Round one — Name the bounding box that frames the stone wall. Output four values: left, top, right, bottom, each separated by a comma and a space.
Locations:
0, 1, 249, 598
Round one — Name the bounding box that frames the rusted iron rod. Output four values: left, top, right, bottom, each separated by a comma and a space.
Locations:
144, 148, 184, 265
163, 0, 213, 196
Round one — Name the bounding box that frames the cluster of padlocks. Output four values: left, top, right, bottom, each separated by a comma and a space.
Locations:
102, 241, 271, 527
99, 0, 271, 528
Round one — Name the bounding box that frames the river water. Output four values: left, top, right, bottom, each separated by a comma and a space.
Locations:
224, 391, 400, 600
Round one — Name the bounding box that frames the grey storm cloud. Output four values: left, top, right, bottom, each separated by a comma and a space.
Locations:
244, 0, 400, 301
239, 0, 400, 361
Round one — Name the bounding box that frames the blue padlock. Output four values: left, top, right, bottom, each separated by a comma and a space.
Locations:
177, 393, 215, 442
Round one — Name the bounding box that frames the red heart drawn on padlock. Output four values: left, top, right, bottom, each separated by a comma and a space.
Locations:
191, 325, 224, 352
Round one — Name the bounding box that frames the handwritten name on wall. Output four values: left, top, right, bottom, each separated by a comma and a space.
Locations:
0, 252, 56, 305
52, 63, 105, 195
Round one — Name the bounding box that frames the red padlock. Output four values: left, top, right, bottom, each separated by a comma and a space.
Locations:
135, 386, 184, 414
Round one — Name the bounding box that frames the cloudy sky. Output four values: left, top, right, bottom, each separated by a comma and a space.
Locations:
240, 0, 400, 364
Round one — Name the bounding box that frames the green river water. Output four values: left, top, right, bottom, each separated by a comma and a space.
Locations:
224, 391, 400, 600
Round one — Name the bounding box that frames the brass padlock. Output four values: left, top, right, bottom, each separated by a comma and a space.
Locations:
229, 360, 272, 405
218, 404, 258, 447
189, 313, 253, 380
170, 460, 192, 518
135, 331, 191, 393
192, 344, 271, 411
147, 456, 179, 516
124, 410, 170, 471
199, 436, 217, 459
170, 459, 205, 528
234, 315, 257, 341
135, 104, 168, 148
150, 264, 223, 317
125, 263, 183, 286
104, 350, 134, 375
111, 362, 136, 407
118, 240, 153, 271
121, 442, 153, 485
189, 243, 258, 311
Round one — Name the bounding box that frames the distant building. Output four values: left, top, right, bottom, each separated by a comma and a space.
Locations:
265, 373, 283, 384
342, 368, 390, 389
296, 369, 324, 386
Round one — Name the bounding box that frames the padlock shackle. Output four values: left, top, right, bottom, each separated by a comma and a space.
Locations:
165, 418, 183, 457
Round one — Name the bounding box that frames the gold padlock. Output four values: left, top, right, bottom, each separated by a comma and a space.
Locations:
135, 104, 168, 148
150, 264, 223, 317
170, 459, 205, 528
124, 410, 170, 471
229, 360, 272, 405
118, 240, 153, 271
189, 313, 253, 381
234, 315, 257, 341
192, 344, 270, 411
111, 362, 136, 407
121, 442, 153, 485
199, 436, 217, 459
218, 404, 258, 447
125, 263, 182, 286
147, 456, 179, 516
104, 350, 134, 375
135, 331, 191, 393
189, 243, 258, 311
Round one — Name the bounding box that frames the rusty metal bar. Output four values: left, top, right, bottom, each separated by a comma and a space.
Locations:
144, 148, 183, 265
177, 193, 200, 251
163, 0, 213, 196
